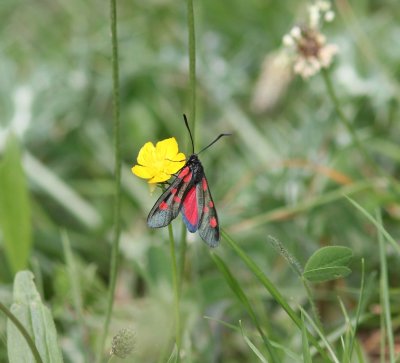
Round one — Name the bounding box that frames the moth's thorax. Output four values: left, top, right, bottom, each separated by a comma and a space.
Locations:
186, 154, 204, 183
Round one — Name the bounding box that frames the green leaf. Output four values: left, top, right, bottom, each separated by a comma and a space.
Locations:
303, 246, 353, 283
0, 136, 32, 274
7, 271, 64, 363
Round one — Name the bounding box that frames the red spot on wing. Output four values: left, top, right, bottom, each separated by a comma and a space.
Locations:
171, 188, 178, 195
202, 178, 208, 191
182, 187, 198, 226
203, 206, 209, 213
160, 201, 168, 210
173, 196, 181, 203
208, 201, 214, 208
210, 217, 217, 228
178, 167, 190, 179
183, 171, 192, 183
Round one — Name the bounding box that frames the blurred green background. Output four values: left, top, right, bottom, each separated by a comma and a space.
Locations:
1, 0, 400, 362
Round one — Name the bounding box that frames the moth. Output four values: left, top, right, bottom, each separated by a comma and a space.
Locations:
147, 115, 230, 247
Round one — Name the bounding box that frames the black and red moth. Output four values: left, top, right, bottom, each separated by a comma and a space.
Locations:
147, 115, 230, 247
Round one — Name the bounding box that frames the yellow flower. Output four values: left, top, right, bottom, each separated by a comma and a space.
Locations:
132, 137, 186, 183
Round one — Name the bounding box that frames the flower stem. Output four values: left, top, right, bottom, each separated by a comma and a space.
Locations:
168, 224, 181, 361
187, 0, 196, 134
96, 0, 121, 361
0, 302, 44, 363
175, 0, 197, 319
179, 223, 187, 291
301, 276, 324, 333
268, 236, 324, 332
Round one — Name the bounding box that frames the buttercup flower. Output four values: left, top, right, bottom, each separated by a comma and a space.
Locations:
283, 1, 338, 79
132, 137, 186, 184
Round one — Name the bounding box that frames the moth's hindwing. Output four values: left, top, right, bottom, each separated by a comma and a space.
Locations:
198, 176, 220, 247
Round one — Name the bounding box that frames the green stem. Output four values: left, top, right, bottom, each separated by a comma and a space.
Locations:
0, 302, 44, 363
347, 258, 366, 361
321, 68, 378, 174
168, 224, 181, 361
267, 236, 324, 332
377, 210, 395, 362
302, 277, 324, 333
187, 0, 196, 134
175, 0, 197, 324
96, 0, 121, 361
179, 223, 187, 292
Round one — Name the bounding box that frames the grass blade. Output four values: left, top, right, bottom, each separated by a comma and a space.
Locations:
0, 136, 32, 274
301, 308, 339, 363
347, 258, 366, 361
346, 196, 400, 256
301, 311, 312, 363
377, 210, 395, 362
239, 321, 268, 363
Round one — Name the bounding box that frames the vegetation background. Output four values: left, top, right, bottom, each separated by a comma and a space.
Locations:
0, 0, 399, 362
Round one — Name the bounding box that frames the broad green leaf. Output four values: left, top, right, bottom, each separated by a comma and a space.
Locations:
0, 136, 32, 274
7, 271, 64, 363
303, 246, 353, 283
303, 266, 352, 282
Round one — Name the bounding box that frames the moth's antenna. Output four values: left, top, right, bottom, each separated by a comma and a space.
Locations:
197, 133, 232, 155
183, 114, 195, 154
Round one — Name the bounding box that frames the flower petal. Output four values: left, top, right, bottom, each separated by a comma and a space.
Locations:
131, 165, 156, 179
149, 171, 171, 184
133, 137, 186, 185
171, 152, 186, 163
137, 142, 156, 166
155, 137, 179, 161
164, 160, 186, 175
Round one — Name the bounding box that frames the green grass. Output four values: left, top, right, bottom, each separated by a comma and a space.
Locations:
1, 0, 400, 362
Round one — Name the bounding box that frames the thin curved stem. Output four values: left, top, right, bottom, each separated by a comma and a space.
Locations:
187, 0, 196, 134
96, 0, 121, 360
168, 224, 181, 361
176, 0, 197, 323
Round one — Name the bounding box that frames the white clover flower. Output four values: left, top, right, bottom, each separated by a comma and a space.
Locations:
282, 1, 338, 79
309, 4, 321, 29
292, 27, 338, 79
324, 10, 335, 22
283, 34, 295, 47
290, 26, 302, 39
316, 0, 331, 12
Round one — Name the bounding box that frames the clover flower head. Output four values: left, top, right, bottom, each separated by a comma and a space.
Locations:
111, 328, 135, 359
132, 137, 186, 184
283, 1, 338, 79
